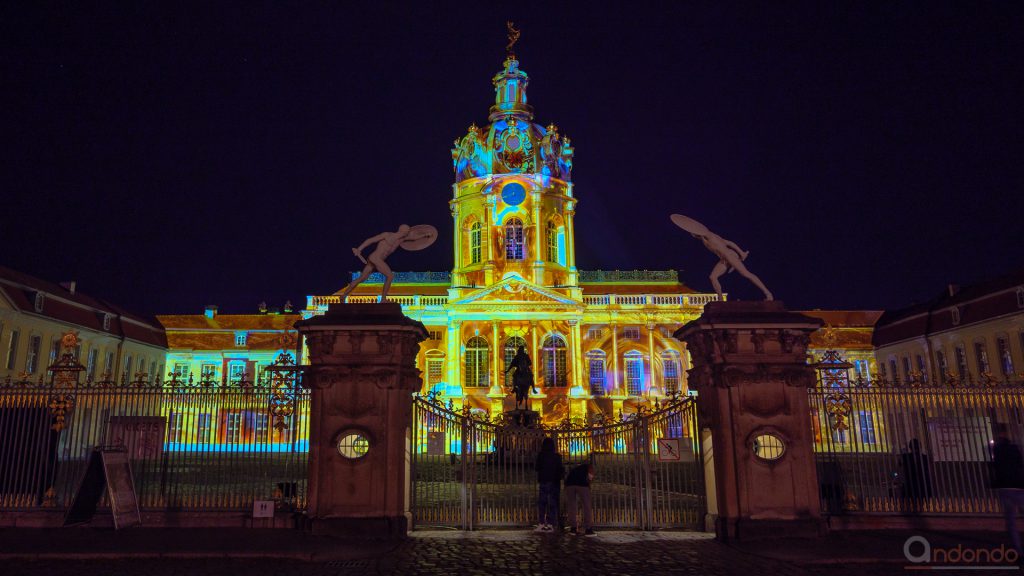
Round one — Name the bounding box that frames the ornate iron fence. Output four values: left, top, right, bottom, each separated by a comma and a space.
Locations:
410, 394, 704, 530
0, 344, 309, 514
809, 350, 1024, 516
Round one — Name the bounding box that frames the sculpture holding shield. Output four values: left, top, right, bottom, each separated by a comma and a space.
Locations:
671, 214, 773, 302
339, 224, 438, 301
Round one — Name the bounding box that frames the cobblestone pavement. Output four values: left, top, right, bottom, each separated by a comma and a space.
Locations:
3, 530, 929, 576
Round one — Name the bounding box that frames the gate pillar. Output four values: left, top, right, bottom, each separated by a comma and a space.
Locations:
676, 301, 823, 540
295, 303, 427, 538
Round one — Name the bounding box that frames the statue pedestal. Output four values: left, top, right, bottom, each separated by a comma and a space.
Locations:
295, 303, 427, 538
676, 301, 824, 541
504, 409, 541, 428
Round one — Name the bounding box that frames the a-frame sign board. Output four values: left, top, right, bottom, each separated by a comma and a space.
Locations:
63, 447, 141, 529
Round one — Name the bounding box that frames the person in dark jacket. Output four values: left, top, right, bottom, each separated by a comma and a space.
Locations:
535, 437, 563, 532
992, 427, 1024, 556
565, 462, 595, 535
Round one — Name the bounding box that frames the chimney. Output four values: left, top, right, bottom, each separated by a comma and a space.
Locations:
947, 284, 960, 298
60, 281, 77, 295
258, 301, 268, 314
205, 305, 218, 319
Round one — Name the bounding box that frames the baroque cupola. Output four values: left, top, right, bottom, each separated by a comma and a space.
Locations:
449, 23, 579, 294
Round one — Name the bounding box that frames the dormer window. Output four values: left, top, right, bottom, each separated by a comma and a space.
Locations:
102, 314, 112, 331
234, 332, 247, 347
1017, 287, 1024, 309
951, 307, 961, 325
505, 218, 525, 260
33, 292, 45, 313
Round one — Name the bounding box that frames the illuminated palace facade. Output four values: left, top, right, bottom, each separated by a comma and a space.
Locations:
160, 54, 879, 429
304, 54, 871, 424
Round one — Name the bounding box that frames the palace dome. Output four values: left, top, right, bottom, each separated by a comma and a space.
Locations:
451, 57, 574, 183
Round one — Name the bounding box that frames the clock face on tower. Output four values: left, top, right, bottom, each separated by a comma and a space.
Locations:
501, 182, 527, 206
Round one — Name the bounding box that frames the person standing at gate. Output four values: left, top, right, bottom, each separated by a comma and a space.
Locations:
565, 461, 595, 535
535, 436, 563, 532
992, 425, 1024, 556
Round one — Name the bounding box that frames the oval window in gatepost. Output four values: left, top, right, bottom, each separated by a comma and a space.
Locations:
752, 433, 786, 461
337, 433, 370, 459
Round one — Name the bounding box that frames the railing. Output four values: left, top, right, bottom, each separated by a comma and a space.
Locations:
809, 351, 1024, 516
580, 294, 719, 307
0, 351, 310, 514
307, 294, 450, 308
348, 271, 452, 284
578, 270, 679, 283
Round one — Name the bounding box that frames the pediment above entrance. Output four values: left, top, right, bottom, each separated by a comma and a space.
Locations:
449, 274, 581, 310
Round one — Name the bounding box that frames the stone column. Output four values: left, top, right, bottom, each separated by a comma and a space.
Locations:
676, 301, 824, 541
295, 303, 427, 538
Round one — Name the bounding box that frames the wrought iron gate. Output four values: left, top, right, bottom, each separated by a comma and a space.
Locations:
410, 396, 704, 530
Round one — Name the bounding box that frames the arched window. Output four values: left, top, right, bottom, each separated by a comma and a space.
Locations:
503, 336, 527, 387
465, 337, 489, 388
624, 351, 644, 396
661, 350, 681, 394
470, 222, 482, 264
542, 335, 567, 388
586, 349, 606, 396
546, 220, 558, 263
505, 218, 525, 260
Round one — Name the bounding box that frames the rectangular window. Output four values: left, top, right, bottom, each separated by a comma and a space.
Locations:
586, 327, 604, 340
889, 359, 898, 382
6, 330, 20, 371
858, 411, 877, 444
254, 413, 269, 442
975, 342, 991, 375
234, 332, 247, 347
87, 349, 98, 381
954, 344, 968, 379
623, 327, 641, 340
196, 413, 212, 443
915, 354, 928, 384
998, 336, 1014, 376
625, 357, 644, 396
426, 358, 444, 387
149, 361, 156, 383
173, 362, 189, 381
48, 338, 61, 366
664, 359, 680, 394
589, 358, 605, 396
901, 356, 912, 381
427, 330, 443, 341
104, 351, 114, 378
224, 412, 243, 444
853, 359, 871, 383
200, 362, 219, 381
168, 412, 184, 443
25, 335, 41, 374
123, 355, 133, 381
228, 361, 246, 384
936, 350, 948, 380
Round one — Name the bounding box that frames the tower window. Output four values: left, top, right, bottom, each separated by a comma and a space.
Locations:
546, 220, 557, 263
542, 335, 567, 388
470, 222, 482, 264
505, 218, 525, 261
465, 337, 489, 388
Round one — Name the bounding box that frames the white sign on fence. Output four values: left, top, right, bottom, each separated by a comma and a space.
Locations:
926, 416, 991, 462
656, 438, 682, 462
252, 500, 275, 518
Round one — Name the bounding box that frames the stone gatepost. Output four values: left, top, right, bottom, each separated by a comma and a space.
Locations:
676, 301, 824, 540
295, 303, 427, 537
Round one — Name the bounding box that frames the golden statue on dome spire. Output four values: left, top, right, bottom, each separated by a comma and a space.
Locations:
506, 21, 521, 59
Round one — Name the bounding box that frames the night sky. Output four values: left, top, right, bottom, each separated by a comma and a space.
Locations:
2, 3, 1022, 316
